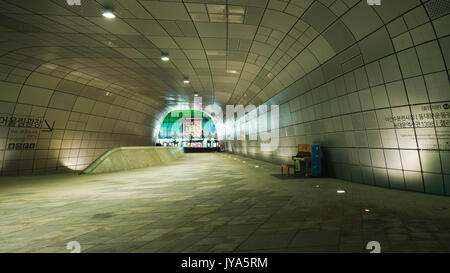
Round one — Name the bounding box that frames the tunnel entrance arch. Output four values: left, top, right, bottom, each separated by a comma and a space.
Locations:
157, 110, 218, 148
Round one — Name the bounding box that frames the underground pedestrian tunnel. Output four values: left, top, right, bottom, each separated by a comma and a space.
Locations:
0, 0, 450, 253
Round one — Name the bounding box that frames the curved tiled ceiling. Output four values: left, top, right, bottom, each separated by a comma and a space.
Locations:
0, 0, 449, 183
2, 0, 438, 108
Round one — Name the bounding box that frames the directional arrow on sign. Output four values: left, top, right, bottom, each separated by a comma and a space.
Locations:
42, 120, 55, 132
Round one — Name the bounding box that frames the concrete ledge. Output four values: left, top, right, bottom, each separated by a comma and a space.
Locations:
81, 146, 183, 174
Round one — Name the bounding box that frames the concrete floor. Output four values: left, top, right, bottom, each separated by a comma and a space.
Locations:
1, 153, 450, 253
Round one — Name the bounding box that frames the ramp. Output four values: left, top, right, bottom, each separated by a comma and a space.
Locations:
81, 146, 183, 174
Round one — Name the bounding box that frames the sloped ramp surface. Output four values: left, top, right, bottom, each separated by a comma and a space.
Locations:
81, 147, 183, 174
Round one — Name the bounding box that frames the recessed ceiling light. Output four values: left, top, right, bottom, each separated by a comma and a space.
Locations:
255, 165, 259, 168
184, 77, 190, 84
315, 185, 320, 188
102, 8, 115, 18
228, 6, 245, 15
337, 190, 346, 194
206, 50, 225, 56
228, 14, 244, 23
364, 209, 371, 213
43, 64, 56, 70
161, 54, 169, 61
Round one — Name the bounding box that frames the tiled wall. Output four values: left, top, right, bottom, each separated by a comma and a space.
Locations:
226, 2, 450, 196
0, 60, 158, 175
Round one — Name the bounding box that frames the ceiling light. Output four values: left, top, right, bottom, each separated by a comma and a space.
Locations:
161, 54, 169, 62
228, 6, 246, 15
337, 190, 346, 194
184, 77, 190, 84
207, 4, 226, 14
206, 50, 226, 56
102, 8, 116, 18
228, 15, 244, 23
194, 92, 198, 97
364, 209, 371, 213
315, 185, 320, 188
209, 14, 226, 22
43, 64, 56, 70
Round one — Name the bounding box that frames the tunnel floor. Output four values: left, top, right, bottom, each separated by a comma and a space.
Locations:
1, 153, 450, 253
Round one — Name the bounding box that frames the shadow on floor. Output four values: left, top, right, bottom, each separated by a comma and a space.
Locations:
270, 174, 319, 180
